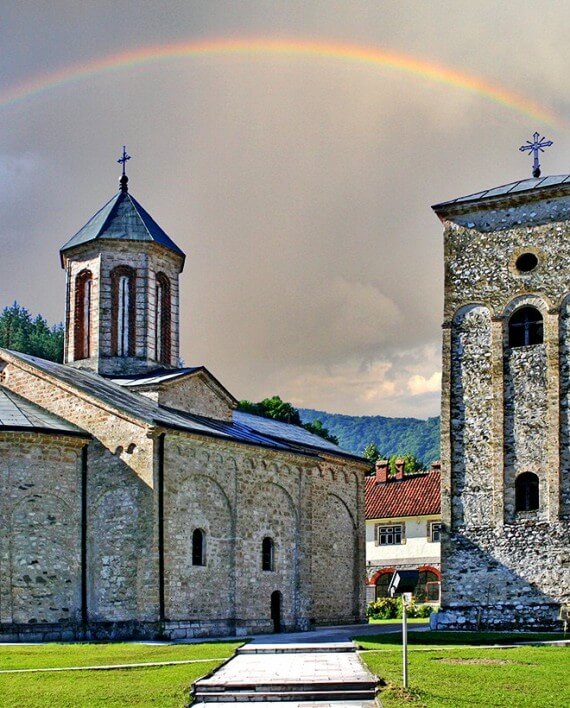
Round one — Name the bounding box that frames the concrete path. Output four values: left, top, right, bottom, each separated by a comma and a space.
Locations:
192, 639, 379, 706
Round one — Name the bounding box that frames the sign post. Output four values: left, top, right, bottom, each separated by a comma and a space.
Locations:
388, 571, 419, 692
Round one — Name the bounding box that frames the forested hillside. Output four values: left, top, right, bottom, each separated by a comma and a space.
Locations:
299, 408, 440, 466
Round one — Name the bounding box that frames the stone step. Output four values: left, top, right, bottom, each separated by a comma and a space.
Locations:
192, 688, 377, 702
237, 643, 356, 654
195, 681, 377, 694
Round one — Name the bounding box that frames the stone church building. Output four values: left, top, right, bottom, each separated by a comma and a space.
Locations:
432, 172, 570, 630
0, 171, 368, 641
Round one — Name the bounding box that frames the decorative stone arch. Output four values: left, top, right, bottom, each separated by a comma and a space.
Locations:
452, 302, 495, 325
179, 472, 234, 521
501, 293, 551, 320
418, 564, 441, 579
328, 492, 356, 529
368, 567, 396, 586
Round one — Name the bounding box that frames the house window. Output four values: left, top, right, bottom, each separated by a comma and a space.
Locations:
508, 306, 543, 348
428, 521, 442, 542
515, 472, 539, 512
111, 266, 136, 357
376, 524, 404, 546
192, 528, 206, 566
262, 537, 274, 571
74, 270, 92, 359
155, 273, 171, 365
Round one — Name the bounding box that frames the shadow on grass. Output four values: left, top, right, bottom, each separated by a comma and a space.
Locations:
353, 630, 565, 649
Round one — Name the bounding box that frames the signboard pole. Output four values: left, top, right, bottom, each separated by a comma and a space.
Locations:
402, 595, 408, 688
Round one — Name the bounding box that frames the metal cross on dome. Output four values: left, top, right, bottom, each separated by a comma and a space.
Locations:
519, 132, 553, 178
117, 146, 131, 176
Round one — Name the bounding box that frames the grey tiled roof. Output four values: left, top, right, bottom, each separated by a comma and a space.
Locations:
60, 191, 186, 260
111, 368, 202, 387
433, 174, 570, 209
0, 385, 88, 435
0, 350, 362, 461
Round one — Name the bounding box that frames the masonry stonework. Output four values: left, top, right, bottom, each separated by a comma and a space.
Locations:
433, 179, 570, 631
0, 178, 367, 641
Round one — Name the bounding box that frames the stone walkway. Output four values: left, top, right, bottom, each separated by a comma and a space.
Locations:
192, 640, 379, 706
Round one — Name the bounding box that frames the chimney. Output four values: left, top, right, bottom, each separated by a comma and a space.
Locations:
395, 458, 405, 480
431, 460, 441, 472
375, 459, 389, 484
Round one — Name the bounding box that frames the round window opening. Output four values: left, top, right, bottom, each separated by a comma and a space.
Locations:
515, 252, 538, 273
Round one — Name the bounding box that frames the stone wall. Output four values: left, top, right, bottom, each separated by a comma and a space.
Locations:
437, 190, 570, 630
139, 373, 234, 421
0, 432, 85, 632
0, 355, 367, 639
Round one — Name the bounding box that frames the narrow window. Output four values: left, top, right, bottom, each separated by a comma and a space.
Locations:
508, 306, 543, 347
262, 537, 274, 571
192, 529, 205, 566
428, 521, 442, 543
111, 266, 136, 357
74, 270, 92, 360
155, 273, 171, 365
515, 472, 539, 512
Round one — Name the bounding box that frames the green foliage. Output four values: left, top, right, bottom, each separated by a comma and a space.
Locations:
388, 452, 423, 475
362, 441, 382, 464
238, 396, 339, 444
299, 408, 440, 466
367, 597, 435, 620
0, 302, 64, 363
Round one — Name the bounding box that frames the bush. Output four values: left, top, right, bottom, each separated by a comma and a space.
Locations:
367, 597, 399, 619
367, 597, 436, 619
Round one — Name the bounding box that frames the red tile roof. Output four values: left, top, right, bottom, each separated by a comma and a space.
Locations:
365, 469, 441, 520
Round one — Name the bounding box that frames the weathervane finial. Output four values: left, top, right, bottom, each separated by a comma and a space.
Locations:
117, 146, 131, 192
519, 132, 553, 178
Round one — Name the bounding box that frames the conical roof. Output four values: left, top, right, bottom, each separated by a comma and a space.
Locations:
60, 190, 185, 264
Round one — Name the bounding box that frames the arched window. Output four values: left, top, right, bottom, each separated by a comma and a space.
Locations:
415, 569, 440, 603
508, 306, 543, 348
192, 529, 206, 566
375, 571, 392, 599
155, 273, 171, 365
111, 266, 136, 357
262, 537, 274, 571
515, 472, 539, 512
74, 270, 92, 359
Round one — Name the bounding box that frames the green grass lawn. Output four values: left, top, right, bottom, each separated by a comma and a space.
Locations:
356, 631, 569, 707
0, 641, 242, 707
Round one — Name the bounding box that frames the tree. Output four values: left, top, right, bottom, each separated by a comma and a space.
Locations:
362, 442, 382, 465
388, 452, 423, 476
0, 302, 64, 363
238, 395, 338, 444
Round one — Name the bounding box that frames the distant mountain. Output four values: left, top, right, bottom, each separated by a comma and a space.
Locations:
298, 409, 440, 466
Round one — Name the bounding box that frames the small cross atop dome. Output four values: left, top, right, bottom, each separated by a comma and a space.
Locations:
117, 146, 131, 192
519, 132, 553, 178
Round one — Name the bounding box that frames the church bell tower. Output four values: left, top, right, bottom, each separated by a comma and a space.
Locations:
432, 138, 570, 630
60, 150, 186, 376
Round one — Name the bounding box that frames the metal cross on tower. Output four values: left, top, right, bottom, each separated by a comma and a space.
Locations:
519, 132, 553, 178
117, 146, 131, 192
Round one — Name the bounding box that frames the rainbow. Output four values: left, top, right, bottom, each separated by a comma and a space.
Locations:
0, 38, 565, 130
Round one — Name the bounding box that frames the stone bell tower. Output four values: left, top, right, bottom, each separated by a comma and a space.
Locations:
60, 151, 186, 376
432, 146, 570, 630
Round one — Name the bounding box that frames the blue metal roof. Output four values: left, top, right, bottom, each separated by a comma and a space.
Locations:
1, 350, 362, 461
433, 174, 570, 211
60, 191, 186, 261
0, 385, 88, 435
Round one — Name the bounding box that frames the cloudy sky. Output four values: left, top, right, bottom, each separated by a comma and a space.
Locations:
1, 1, 568, 417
